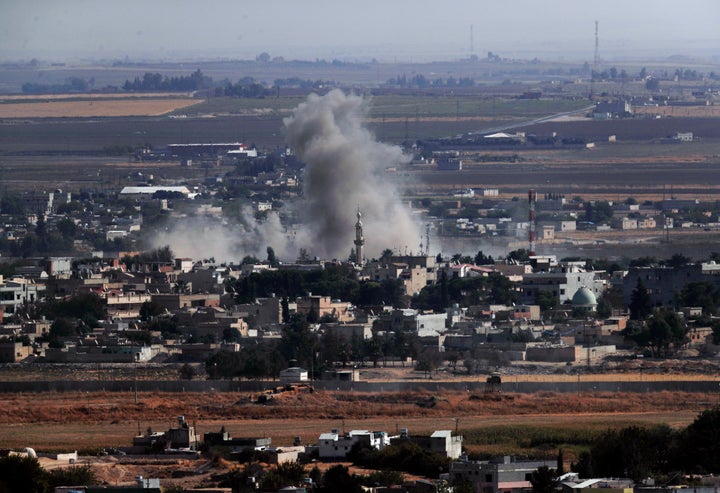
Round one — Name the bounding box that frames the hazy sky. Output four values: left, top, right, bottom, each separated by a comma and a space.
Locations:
2, 0, 719, 62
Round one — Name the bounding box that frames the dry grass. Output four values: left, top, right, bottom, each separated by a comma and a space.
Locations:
0, 98, 200, 117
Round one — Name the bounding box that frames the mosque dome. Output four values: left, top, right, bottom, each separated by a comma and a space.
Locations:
572, 287, 597, 307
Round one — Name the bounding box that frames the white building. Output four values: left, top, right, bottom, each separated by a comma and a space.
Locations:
318, 429, 389, 459
0, 277, 45, 314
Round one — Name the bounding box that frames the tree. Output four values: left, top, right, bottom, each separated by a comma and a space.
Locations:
47, 465, 97, 489
536, 290, 558, 313
48, 318, 75, 347
474, 250, 494, 265
530, 465, 557, 493
267, 246, 279, 267
676, 407, 720, 473
584, 201, 613, 224
321, 464, 363, 493
56, 218, 77, 239
139, 300, 163, 321
179, 363, 196, 380
589, 425, 673, 482
261, 461, 306, 490
0, 455, 49, 493
629, 278, 653, 320
665, 253, 691, 268
596, 294, 612, 318
571, 451, 593, 478
359, 470, 405, 487
0, 193, 27, 215
415, 348, 442, 378
280, 313, 316, 368
507, 249, 530, 262
679, 281, 720, 314
630, 309, 688, 358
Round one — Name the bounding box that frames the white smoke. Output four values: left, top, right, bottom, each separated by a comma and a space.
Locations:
150, 90, 419, 263
148, 206, 301, 262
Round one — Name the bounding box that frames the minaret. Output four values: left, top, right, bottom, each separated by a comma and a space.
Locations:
354, 209, 365, 266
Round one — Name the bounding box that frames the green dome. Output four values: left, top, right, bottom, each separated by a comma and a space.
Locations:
572, 287, 597, 306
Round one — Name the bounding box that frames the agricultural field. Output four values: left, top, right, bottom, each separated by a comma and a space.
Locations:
0, 97, 199, 118
0, 93, 199, 119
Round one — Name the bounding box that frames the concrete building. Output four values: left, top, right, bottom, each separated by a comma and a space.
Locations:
321, 322, 372, 342
151, 293, 221, 311
512, 305, 541, 321
0, 276, 45, 314
391, 429, 463, 459
131, 415, 199, 452
105, 292, 151, 320
236, 296, 283, 326
204, 429, 272, 451
0, 342, 33, 362
450, 456, 552, 493
521, 265, 601, 305
622, 264, 719, 308
318, 429, 389, 459
296, 295, 354, 322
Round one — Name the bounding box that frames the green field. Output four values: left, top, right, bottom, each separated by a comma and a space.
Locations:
177, 95, 590, 120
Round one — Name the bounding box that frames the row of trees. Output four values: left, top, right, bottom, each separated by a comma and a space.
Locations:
21, 76, 94, 94
386, 73, 475, 88
227, 264, 406, 309
572, 407, 720, 480
122, 69, 211, 92
204, 312, 420, 379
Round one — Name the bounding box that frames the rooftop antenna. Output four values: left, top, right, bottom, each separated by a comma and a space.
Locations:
470, 25, 474, 54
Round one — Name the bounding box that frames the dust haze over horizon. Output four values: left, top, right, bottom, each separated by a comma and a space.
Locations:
2, 0, 719, 63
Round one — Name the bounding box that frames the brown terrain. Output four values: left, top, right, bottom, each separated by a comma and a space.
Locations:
5, 379, 717, 489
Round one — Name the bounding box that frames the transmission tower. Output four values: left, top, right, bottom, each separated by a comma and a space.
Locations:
470, 25, 474, 55
590, 20, 599, 99
594, 20, 599, 68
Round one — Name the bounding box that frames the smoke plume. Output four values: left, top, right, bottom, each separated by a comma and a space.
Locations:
150, 90, 419, 263
284, 89, 419, 260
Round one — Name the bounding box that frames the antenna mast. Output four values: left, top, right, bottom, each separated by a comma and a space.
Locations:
594, 20, 599, 68
470, 25, 474, 54
590, 20, 599, 98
